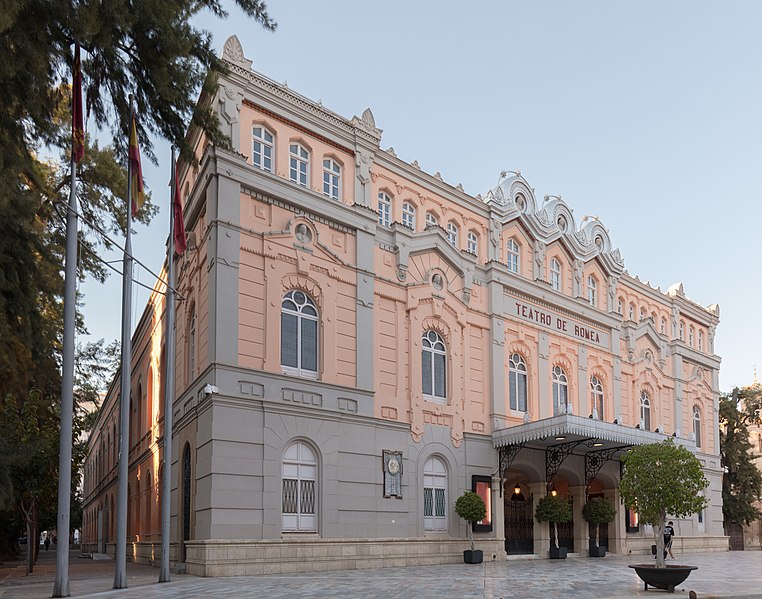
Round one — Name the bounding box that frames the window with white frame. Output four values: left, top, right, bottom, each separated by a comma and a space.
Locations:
446, 223, 458, 247
679, 321, 685, 340
660, 317, 666, 334
590, 375, 604, 420
689, 326, 694, 347
322, 158, 341, 199
617, 298, 623, 315
552, 365, 569, 415
282, 441, 317, 532
507, 239, 520, 273
188, 309, 196, 382
640, 391, 651, 431
639, 307, 646, 321
402, 202, 416, 230
550, 258, 562, 291
508, 353, 527, 412
423, 456, 447, 531
252, 126, 274, 172
378, 191, 392, 227
698, 330, 704, 351
587, 276, 597, 307
467, 232, 478, 255
425, 212, 438, 228
693, 405, 702, 447
289, 143, 309, 187
629, 303, 635, 321
281, 290, 318, 378
422, 330, 447, 403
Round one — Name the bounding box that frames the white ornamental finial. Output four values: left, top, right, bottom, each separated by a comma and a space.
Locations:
222, 35, 252, 70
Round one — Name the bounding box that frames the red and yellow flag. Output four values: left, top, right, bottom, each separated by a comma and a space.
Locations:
72, 43, 84, 163
173, 167, 187, 255
129, 112, 144, 217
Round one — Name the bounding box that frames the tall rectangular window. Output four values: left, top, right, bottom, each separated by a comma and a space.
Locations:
322, 158, 341, 199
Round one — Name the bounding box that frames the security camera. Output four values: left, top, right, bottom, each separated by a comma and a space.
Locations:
203, 384, 218, 396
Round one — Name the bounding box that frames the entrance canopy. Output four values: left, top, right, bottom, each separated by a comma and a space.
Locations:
492, 414, 696, 496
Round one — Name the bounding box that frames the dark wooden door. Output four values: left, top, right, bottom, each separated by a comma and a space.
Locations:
727, 522, 744, 551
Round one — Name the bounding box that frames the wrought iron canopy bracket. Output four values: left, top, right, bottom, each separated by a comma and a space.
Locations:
498, 443, 525, 497
584, 446, 622, 489
545, 439, 586, 492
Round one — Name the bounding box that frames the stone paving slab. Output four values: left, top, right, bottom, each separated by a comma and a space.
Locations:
2, 548, 762, 598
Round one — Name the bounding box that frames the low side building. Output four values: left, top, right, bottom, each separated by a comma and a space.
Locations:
82, 36, 726, 575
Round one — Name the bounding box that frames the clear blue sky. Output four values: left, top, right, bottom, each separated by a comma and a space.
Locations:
80, 0, 762, 391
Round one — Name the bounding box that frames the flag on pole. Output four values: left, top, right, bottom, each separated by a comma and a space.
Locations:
129, 112, 145, 217
72, 43, 84, 163
173, 167, 187, 255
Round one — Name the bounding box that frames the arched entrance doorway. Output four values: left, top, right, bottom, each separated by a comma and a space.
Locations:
504, 479, 533, 554
587, 480, 609, 551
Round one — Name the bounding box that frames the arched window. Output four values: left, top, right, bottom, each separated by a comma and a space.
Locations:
281, 290, 319, 378
289, 143, 309, 187
640, 391, 651, 431
660, 317, 666, 335
550, 258, 562, 291
617, 298, 623, 315
423, 456, 448, 531
282, 441, 317, 532
145, 469, 152, 538
679, 321, 685, 341
422, 331, 447, 403
425, 212, 438, 228
698, 330, 704, 351
639, 307, 646, 321
552, 365, 569, 415
629, 303, 635, 321
587, 276, 597, 307
322, 158, 341, 199
508, 353, 527, 412
377, 191, 392, 227
689, 326, 694, 347
693, 406, 702, 448
590, 375, 604, 420
252, 126, 274, 172
446, 222, 458, 247
188, 309, 196, 382
136, 384, 143, 446
402, 202, 416, 229
467, 231, 478, 255
159, 345, 166, 420
182, 443, 191, 561
507, 239, 520, 273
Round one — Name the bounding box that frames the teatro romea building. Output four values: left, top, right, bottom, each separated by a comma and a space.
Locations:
82, 36, 726, 576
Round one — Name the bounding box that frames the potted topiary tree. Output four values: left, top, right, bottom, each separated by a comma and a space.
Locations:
619, 439, 708, 592
582, 497, 616, 557
534, 493, 573, 559
454, 490, 487, 564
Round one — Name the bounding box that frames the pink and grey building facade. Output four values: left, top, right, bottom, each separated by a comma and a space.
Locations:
82, 36, 727, 575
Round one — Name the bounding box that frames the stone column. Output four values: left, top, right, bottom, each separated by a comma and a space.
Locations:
609, 487, 626, 555
529, 482, 549, 557
570, 484, 587, 554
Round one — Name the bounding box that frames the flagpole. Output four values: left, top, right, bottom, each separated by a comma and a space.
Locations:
52, 152, 77, 599
114, 97, 135, 590
159, 147, 177, 582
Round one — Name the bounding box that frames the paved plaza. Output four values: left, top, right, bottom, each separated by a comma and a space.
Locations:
2, 548, 762, 599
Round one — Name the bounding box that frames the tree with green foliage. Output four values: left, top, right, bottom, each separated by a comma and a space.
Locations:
454, 491, 486, 552
582, 497, 616, 548
535, 494, 573, 549
619, 439, 708, 568
719, 386, 762, 530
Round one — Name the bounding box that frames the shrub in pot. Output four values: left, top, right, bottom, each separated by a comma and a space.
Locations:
582, 497, 616, 557
534, 494, 572, 559
454, 491, 487, 564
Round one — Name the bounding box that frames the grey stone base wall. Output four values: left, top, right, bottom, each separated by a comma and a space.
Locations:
624, 536, 729, 555
183, 537, 506, 576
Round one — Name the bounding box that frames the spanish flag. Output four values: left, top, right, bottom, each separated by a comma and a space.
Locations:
129, 112, 145, 217
72, 43, 84, 163
173, 166, 187, 255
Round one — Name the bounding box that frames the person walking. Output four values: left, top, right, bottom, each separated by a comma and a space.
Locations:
664, 521, 675, 560
44, 535, 50, 551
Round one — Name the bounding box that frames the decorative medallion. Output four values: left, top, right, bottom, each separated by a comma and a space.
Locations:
382, 450, 403, 498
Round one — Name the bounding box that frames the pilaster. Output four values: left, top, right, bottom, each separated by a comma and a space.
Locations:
538, 333, 550, 419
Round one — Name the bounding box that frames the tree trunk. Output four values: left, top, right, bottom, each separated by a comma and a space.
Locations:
553, 522, 559, 549
655, 511, 666, 568
25, 520, 33, 574
467, 521, 474, 551
594, 523, 600, 547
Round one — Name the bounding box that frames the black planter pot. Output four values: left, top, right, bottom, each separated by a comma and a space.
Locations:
628, 564, 698, 593
549, 546, 567, 559
589, 545, 606, 557
463, 549, 483, 564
